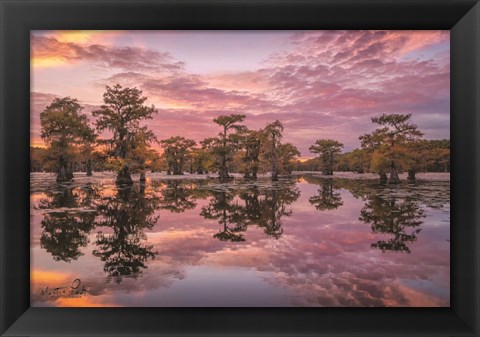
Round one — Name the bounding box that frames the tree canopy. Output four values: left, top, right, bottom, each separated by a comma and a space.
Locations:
359, 113, 423, 183
309, 139, 344, 175
92, 84, 157, 184
211, 114, 246, 182
160, 136, 197, 175
35, 92, 449, 185
261, 120, 284, 181
40, 97, 96, 182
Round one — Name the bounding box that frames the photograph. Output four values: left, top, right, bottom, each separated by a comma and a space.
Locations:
30, 30, 450, 307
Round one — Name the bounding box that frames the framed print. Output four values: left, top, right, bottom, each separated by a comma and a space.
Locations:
1, 0, 479, 336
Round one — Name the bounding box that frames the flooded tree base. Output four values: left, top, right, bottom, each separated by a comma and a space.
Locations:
389, 168, 401, 184
408, 170, 416, 181
56, 166, 73, 183
116, 166, 133, 185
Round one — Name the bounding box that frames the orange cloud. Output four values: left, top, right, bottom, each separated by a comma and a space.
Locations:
55, 296, 119, 307
31, 269, 71, 284
31, 33, 184, 71
30, 30, 450, 155
52, 31, 105, 44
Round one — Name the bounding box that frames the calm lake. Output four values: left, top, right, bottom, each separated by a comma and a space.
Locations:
30, 172, 450, 307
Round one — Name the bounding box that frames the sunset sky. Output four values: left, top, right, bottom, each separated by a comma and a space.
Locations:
31, 30, 450, 156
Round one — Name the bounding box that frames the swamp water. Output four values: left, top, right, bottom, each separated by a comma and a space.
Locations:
30, 172, 450, 307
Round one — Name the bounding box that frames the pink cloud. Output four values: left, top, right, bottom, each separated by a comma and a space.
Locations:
31, 36, 185, 71
31, 30, 450, 154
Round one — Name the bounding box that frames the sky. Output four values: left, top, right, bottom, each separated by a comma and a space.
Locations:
30, 30, 450, 156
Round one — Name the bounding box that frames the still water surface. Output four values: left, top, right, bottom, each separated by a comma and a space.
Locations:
30, 172, 450, 307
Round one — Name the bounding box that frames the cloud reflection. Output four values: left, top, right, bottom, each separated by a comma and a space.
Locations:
30, 175, 450, 307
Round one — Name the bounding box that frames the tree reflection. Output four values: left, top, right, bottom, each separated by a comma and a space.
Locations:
92, 184, 160, 282
37, 185, 98, 262
200, 191, 246, 242
309, 179, 343, 211
201, 181, 300, 241
238, 188, 261, 225
360, 195, 425, 253
156, 180, 197, 213
255, 184, 300, 239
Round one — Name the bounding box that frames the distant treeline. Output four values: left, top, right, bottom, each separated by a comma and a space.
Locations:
31, 138, 450, 176
32, 83, 450, 184
295, 139, 450, 174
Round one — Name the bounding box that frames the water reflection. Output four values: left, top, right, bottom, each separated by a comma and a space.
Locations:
255, 183, 300, 238
200, 181, 301, 241
31, 174, 450, 306
201, 191, 247, 242
156, 180, 197, 213
308, 179, 343, 211
37, 185, 98, 262
35, 178, 431, 271
360, 195, 425, 253
93, 184, 160, 283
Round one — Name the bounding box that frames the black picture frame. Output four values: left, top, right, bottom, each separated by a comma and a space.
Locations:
1, 0, 479, 336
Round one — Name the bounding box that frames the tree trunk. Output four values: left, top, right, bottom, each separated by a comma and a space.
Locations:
322, 153, 334, 175
389, 162, 401, 184
271, 167, 279, 181
179, 158, 185, 175
219, 171, 230, 182
219, 158, 231, 182
251, 162, 258, 180
196, 159, 204, 174
189, 160, 194, 174
329, 152, 334, 175
271, 148, 278, 181
219, 127, 230, 182
116, 165, 133, 185
139, 182, 146, 194
173, 159, 184, 175
140, 171, 146, 183
219, 156, 230, 182
407, 169, 416, 181
379, 172, 388, 184
56, 165, 69, 183
66, 163, 74, 180
86, 159, 92, 176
